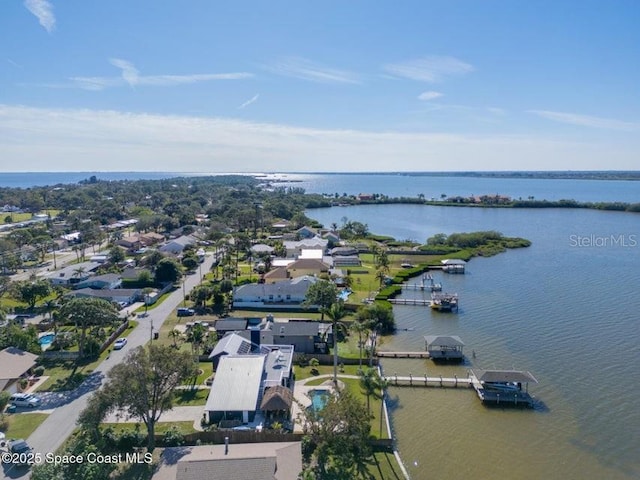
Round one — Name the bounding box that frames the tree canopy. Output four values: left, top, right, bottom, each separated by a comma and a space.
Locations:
79, 344, 197, 451
304, 280, 338, 320
58, 297, 119, 358
301, 387, 373, 479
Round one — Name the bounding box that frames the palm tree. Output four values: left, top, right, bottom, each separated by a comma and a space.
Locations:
359, 368, 379, 414
325, 300, 348, 385
350, 319, 367, 371
169, 329, 183, 349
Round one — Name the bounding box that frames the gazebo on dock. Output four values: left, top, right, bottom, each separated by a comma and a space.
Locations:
424, 335, 465, 360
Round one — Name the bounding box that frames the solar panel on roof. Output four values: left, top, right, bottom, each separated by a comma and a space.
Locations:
237, 341, 252, 355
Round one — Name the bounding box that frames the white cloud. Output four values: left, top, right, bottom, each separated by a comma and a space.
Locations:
418, 91, 443, 101
384, 56, 474, 82
1, 104, 635, 172
239, 94, 260, 109
265, 57, 360, 84
24, 0, 55, 33
64, 58, 253, 91
528, 110, 639, 131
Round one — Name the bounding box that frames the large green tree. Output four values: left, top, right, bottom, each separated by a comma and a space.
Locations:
303, 279, 338, 321
301, 387, 373, 479
11, 279, 51, 309
155, 257, 182, 284
58, 297, 119, 358
80, 344, 197, 451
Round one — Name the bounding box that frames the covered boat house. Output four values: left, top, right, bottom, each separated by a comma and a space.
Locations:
424, 335, 465, 361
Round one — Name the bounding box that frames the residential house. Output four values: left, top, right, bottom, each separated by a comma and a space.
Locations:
0, 347, 39, 394
45, 261, 101, 286
69, 288, 141, 306
271, 219, 291, 230
282, 237, 328, 258
232, 276, 317, 310
155, 442, 303, 480
259, 318, 329, 354
74, 273, 122, 290
286, 258, 330, 278
263, 267, 289, 283
159, 235, 197, 256
139, 232, 165, 246
322, 230, 340, 244
118, 234, 142, 251
205, 344, 295, 425
251, 243, 275, 255
296, 226, 317, 239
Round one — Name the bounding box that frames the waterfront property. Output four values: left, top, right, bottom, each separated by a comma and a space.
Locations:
205, 344, 295, 427
232, 276, 318, 310
424, 335, 465, 361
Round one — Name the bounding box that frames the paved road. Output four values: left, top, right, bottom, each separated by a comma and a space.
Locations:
1, 254, 216, 480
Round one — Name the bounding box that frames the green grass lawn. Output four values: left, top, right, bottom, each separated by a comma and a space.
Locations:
101, 421, 197, 436
173, 388, 209, 406
369, 451, 406, 480
2, 413, 49, 439
0, 212, 32, 224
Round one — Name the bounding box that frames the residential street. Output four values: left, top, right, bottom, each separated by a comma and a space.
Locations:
1, 254, 215, 480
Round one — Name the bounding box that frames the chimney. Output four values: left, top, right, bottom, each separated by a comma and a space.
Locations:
224, 436, 229, 455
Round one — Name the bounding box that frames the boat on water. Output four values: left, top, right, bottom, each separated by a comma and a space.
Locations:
429, 292, 459, 312
483, 382, 521, 393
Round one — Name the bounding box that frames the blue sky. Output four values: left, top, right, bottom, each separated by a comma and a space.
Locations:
1, 0, 639, 172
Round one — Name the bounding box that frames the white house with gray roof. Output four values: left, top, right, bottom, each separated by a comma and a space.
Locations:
232, 276, 317, 310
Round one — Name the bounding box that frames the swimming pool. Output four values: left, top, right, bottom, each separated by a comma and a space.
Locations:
308, 389, 330, 412
338, 289, 352, 301
38, 333, 55, 347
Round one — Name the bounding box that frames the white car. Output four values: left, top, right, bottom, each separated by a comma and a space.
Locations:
113, 338, 127, 350
9, 393, 41, 408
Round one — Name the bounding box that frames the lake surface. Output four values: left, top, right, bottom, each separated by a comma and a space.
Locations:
307, 204, 640, 480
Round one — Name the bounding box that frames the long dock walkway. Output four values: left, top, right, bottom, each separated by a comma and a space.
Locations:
387, 298, 431, 306
384, 374, 472, 388
377, 351, 431, 359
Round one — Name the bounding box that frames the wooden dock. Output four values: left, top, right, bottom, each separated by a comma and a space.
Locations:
377, 351, 431, 359
387, 298, 431, 306
384, 374, 472, 388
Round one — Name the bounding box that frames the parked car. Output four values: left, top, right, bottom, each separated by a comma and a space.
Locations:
9, 393, 41, 408
4, 439, 32, 466
177, 307, 195, 317
113, 338, 127, 350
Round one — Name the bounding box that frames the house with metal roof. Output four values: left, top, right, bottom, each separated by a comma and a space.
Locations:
205, 344, 295, 425
44, 261, 102, 286
206, 355, 266, 425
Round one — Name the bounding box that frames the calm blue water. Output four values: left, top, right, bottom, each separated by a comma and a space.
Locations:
307, 203, 640, 479
266, 172, 640, 203
2, 172, 639, 204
